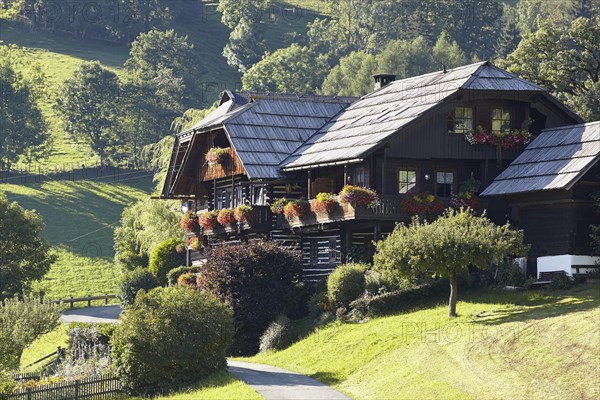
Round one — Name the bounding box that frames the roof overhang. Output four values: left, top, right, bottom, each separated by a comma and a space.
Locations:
282, 158, 364, 171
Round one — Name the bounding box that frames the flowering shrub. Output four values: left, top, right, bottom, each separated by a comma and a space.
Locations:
179, 211, 199, 233
187, 237, 201, 251
205, 147, 228, 164
338, 185, 378, 207
234, 205, 253, 223
310, 192, 337, 215
198, 210, 219, 229
270, 197, 287, 214
283, 199, 311, 219
217, 208, 235, 225
449, 192, 479, 210
177, 273, 196, 288
401, 193, 444, 215
463, 126, 532, 150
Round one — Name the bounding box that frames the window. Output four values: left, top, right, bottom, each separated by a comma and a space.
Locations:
329, 238, 338, 264
253, 185, 267, 206
436, 172, 454, 197
354, 167, 366, 187
492, 108, 511, 134
218, 188, 232, 209
235, 187, 245, 207
449, 107, 474, 133
310, 241, 319, 265
398, 170, 417, 194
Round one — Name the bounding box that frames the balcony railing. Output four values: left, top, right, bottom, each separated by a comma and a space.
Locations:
201, 206, 272, 236
275, 195, 489, 230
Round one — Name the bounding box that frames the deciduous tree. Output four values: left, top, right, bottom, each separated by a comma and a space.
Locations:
55, 62, 123, 163
0, 45, 49, 167
501, 17, 600, 121
0, 192, 56, 299
242, 44, 328, 94
0, 296, 63, 370
374, 209, 528, 317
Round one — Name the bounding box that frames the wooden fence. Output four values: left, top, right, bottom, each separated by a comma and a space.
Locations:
7, 375, 122, 400
54, 294, 118, 309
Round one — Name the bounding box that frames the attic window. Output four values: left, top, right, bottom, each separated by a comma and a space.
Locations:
492, 108, 511, 134
448, 107, 473, 133
214, 131, 230, 148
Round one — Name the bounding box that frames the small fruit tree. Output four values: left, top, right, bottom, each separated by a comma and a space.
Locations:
374, 209, 528, 317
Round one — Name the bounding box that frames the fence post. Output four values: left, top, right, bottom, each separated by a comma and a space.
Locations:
74, 379, 80, 400
104, 294, 108, 305
70, 296, 74, 308
87, 295, 91, 307
26, 387, 32, 400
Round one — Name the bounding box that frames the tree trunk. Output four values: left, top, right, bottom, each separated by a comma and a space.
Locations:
448, 274, 458, 317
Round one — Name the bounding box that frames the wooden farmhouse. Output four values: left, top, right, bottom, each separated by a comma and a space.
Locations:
161, 61, 585, 279
482, 121, 600, 278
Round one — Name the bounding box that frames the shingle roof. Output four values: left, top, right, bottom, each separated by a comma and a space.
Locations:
182, 93, 356, 179
282, 61, 548, 170
481, 121, 600, 196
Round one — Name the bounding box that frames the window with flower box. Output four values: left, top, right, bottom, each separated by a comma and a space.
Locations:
448, 107, 474, 133
492, 108, 511, 134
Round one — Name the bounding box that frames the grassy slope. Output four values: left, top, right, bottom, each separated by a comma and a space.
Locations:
0, 1, 320, 167
0, 175, 154, 298
20, 325, 69, 372
151, 370, 262, 400
246, 285, 600, 400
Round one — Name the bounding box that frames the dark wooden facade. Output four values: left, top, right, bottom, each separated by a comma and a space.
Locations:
162, 63, 585, 279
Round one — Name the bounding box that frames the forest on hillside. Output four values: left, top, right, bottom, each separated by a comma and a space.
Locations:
1, 0, 599, 168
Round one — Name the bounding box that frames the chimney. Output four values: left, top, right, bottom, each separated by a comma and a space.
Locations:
373, 74, 396, 90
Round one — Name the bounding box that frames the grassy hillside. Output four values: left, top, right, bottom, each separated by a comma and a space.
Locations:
246, 285, 600, 400
0, 1, 321, 167
0, 175, 154, 298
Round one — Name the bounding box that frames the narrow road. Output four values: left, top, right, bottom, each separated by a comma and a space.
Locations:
228, 361, 351, 400
60, 305, 121, 324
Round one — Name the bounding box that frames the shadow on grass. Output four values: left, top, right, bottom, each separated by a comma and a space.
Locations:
309, 370, 344, 386
465, 285, 600, 326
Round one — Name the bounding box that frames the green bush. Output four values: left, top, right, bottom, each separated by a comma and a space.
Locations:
197, 241, 302, 356
327, 263, 368, 308
308, 290, 331, 316
111, 287, 233, 396
167, 266, 199, 286
551, 273, 574, 290
148, 238, 186, 285
350, 279, 448, 317
259, 315, 294, 353
118, 268, 158, 307
494, 260, 526, 287
364, 269, 393, 295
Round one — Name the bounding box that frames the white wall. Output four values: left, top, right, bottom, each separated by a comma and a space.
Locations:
537, 255, 600, 278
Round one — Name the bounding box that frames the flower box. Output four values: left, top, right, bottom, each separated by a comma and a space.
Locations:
179, 211, 199, 233
283, 199, 311, 220
234, 205, 253, 224
338, 185, 378, 208
205, 147, 228, 165
198, 210, 219, 229
401, 193, 444, 216
310, 192, 338, 216
217, 208, 235, 226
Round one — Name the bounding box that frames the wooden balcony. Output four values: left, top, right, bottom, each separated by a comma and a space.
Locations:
201, 147, 245, 182
276, 195, 489, 230
201, 206, 272, 236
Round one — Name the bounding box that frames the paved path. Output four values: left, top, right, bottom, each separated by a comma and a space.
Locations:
228, 361, 350, 400
60, 305, 121, 324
